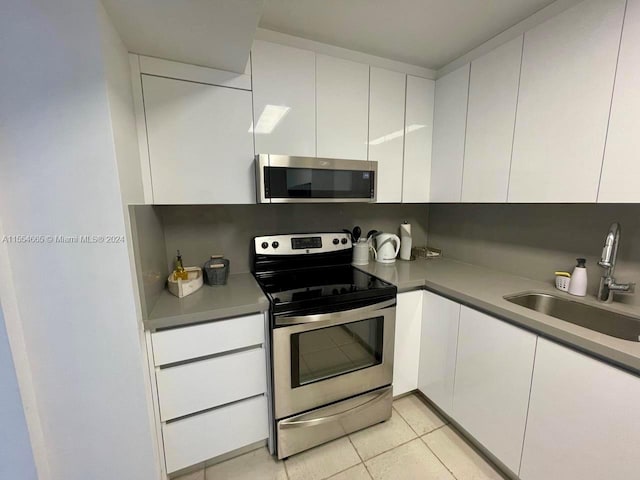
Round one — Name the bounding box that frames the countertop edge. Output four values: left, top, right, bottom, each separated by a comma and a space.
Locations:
421, 280, 640, 374
142, 273, 270, 332
143, 299, 270, 332
361, 261, 640, 375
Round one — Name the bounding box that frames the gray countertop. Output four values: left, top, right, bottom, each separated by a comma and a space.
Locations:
144, 273, 269, 331
356, 258, 640, 374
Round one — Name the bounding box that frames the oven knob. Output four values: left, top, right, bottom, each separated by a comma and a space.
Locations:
261, 242, 269, 249
333, 238, 339, 245
341, 238, 348, 244
272, 241, 279, 249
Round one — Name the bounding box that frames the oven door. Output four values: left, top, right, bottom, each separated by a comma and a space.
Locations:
256, 154, 377, 203
272, 299, 395, 419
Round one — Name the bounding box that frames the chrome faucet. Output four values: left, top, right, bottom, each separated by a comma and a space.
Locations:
597, 222, 635, 303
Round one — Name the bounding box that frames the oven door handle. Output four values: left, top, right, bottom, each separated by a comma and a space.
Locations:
275, 299, 396, 326
279, 388, 391, 429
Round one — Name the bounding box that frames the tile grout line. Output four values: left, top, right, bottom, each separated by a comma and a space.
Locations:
393, 396, 450, 438
282, 454, 291, 480
419, 434, 460, 480
354, 434, 420, 465
423, 422, 510, 480
345, 434, 372, 480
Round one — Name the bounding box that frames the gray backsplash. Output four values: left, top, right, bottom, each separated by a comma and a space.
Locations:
428, 204, 640, 307
158, 204, 430, 273
129, 205, 168, 318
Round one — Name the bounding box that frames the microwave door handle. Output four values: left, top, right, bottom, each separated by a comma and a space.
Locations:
275, 299, 396, 326
279, 388, 391, 429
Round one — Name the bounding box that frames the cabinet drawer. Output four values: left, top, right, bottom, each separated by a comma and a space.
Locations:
151, 313, 264, 366
163, 395, 268, 473
157, 347, 267, 421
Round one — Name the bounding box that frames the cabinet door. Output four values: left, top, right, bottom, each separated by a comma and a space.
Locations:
393, 291, 423, 395
430, 64, 470, 202
453, 306, 536, 474
316, 55, 369, 160
462, 36, 522, 203
520, 338, 640, 480
142, 75, 254, 204
369, 67, 406, 202
402, 75, 435, 203
251, 41, 316, 157
598, 0, 640, 202
418, 291, 460, 414
509, 0, 626, 202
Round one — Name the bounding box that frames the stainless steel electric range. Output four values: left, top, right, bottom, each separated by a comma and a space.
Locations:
252, 232, 397, 459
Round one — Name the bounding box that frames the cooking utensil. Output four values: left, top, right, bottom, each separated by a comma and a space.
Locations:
353, 226, 362, 242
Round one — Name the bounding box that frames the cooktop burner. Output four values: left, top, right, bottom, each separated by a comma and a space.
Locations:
256, 265, 395, 313
252, 233, 396, 316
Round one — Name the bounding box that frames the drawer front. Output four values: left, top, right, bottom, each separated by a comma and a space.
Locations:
157, 347, 267, 421
163, 395, 268, 473
151, 313, 264, 366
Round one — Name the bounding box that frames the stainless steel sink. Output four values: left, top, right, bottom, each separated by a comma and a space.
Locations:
504, 292, 640, 342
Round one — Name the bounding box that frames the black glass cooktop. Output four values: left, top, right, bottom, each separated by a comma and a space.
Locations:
254, 265, 396, 316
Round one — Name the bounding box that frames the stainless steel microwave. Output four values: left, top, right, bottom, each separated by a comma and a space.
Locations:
255, 155, 377, 203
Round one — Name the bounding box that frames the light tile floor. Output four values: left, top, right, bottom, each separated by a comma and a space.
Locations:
175, 393, 507, 480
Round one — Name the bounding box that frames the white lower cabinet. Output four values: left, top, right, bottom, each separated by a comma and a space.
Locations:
393, 291, 423, 395
520, 338, 640, 480
453, 306, 537, 473
163, 395, 268, 474
418, 291, 640, 478
149, 314, 269, 474
156, 347, 266, 421
418, 291, 460, 414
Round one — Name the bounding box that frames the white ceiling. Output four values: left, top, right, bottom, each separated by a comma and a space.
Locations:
101, 0, 264, 73
259, 0, 557, 70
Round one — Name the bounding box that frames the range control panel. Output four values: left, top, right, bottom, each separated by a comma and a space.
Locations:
254, 233, 352, 255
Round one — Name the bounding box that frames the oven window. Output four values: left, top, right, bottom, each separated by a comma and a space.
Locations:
291, 317, 384, 387
265, 166, 374, 199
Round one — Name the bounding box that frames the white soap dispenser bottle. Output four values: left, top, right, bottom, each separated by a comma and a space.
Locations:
568, 258, 588, 297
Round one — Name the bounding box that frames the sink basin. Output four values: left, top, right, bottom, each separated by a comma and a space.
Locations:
504, 292, 640, 342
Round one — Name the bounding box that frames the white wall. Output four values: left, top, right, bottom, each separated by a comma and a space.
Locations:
0, 1, 159, 479
99, 1, 145, 206
0, 304, 37, 479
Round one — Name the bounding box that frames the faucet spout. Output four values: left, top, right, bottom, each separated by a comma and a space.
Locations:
597, 222, 634, 303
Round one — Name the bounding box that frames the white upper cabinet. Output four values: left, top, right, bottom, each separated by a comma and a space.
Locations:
462, 36, 523, 203
251, 41, 316, 157
509, 0, 626, 203
418, 291, 460, 415
393, 291, 423, 396
598, 0, 640, 202
369, 67, 406, 202
453, 306, 536, 474
430, 64, 470, 202
520, 338, 640, 480
316, 54, 370, 160
402, 75, 435, 203
142, 75, 255, 204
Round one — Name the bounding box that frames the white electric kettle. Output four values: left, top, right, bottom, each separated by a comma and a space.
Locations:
371, 233, 401, 264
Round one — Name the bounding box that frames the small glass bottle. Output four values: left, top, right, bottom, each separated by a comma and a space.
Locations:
173, 250, 188, 281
